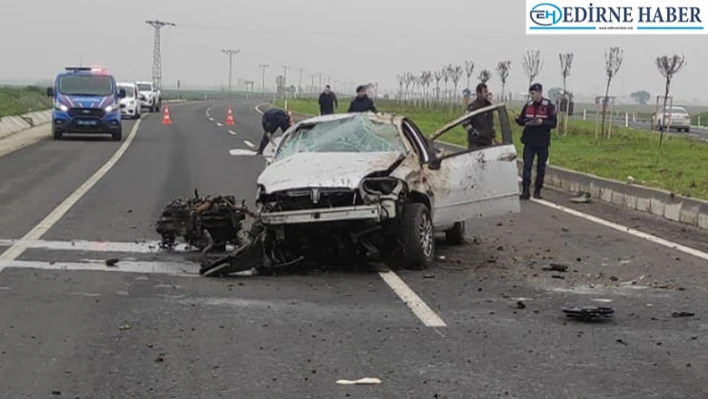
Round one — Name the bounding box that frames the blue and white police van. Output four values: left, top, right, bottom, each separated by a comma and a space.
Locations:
46, 67, 126, 141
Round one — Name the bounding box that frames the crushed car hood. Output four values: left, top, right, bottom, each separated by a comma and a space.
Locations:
258, 151, 403, 193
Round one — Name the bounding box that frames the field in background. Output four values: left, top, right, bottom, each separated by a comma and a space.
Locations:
275, 98, 708, 200
0, 86, 52, 118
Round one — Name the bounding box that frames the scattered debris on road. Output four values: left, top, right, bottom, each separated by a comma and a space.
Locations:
336, 377, 382, 385
562, 306, 615, 322
105, 258, 119, 267
118, 322, 131, 330
571, 192, 592, 203
672, 311, 696, 318
543, 263, 569, 272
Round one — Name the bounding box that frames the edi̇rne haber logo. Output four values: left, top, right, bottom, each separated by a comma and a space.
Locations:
526, 0, 706, 34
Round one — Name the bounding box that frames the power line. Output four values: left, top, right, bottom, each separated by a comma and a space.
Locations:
145, 19, 176, 89
221, 48, 240, 92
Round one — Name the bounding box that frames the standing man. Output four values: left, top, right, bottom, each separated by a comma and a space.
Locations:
516, 83, 557, 200
462, 83, 495, 149
318, 85, 338, 115
347, 85, 377, 113
256, 107, 291, 155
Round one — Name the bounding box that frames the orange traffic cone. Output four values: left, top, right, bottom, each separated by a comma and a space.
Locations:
226, 107, 235, 126
162, 106, 172, 125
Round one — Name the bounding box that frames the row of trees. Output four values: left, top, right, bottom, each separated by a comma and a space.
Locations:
394, 48, 687, 144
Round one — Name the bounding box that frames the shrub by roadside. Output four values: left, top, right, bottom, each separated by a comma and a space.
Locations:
0, 86, 52, 118
274, 98, 708, 200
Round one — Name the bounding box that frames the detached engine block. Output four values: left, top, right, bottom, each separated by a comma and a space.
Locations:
155, 191, 250, 251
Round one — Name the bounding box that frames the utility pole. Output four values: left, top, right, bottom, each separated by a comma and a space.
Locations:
281, 65, 289, 98
318, 73, 323, 93
311, 75, 316, 94
145, 19, 176, 90
258, 64, 269, 94
298, 68, 305, 98
221, 49, 240, 93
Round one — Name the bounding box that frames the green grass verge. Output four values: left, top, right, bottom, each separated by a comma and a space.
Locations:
275, 98, 708, 200
0, 86, 52, 118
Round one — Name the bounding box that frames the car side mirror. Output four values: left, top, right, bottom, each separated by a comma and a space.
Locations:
118, 89, 126, 98
428, 158, 442, 171
46, 87, 54, 97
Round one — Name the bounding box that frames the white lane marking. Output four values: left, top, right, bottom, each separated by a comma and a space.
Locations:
377, 270, 447, 328
0, 238, 206, 253
216, 122, 223, 127
254, 103, 266, 115
229, 149, 257, 156
243, 140, 255, 148
209, 117, 214, 121
0, 120, 143, 272
228, 130, 237, 135
5, 260, 199, 277
532, 198, 708, 262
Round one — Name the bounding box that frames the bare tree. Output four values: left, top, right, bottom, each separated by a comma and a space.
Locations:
421, 71, 433, 107
464, 60, 475, 90
441, 65, 451, 102
496, 61, 511, 101
522, 50, 543, 89
559, 53, 574, 135
433, 71, 442, 101
396, 74, 404, 103
600, 47, 623, 138
478, 69, 492, 84
450, 66, 463, 106
655, 54, 687, 153
403, 72, 414, 102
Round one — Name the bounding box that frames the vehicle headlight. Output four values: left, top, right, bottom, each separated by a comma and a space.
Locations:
360, 177, 404, 196
54, 102, 69, 112
105, 103, 120, 112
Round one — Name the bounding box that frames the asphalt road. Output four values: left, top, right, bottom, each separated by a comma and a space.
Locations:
1, 101, 708, 398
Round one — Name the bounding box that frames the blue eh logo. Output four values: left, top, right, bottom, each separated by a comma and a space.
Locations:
530, 3, 563, 26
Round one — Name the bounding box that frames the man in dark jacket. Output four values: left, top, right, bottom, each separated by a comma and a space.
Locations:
256, 108, 291, 155
515, 83, 557, 200
318, 85, 338, 115
347, 85, 377, 113
462, 83, 495, 149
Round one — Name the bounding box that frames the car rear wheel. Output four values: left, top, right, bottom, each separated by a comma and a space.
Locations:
394, 202, 435, 270
445, 221, 466, 245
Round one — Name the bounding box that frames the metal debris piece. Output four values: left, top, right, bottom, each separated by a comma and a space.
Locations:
155, 190, 253, 251
544, 263, 568, 272
571, 192, 591, 203
672, 311, 695, 318
106, 258, 119, 267
336, 377, 382, 385
562, 306, 614, 321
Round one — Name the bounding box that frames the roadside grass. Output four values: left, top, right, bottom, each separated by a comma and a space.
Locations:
0, 86, 52, 118
275, 98, 708, 200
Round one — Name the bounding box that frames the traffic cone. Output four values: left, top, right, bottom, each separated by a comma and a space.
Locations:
162, 106, 172, 125
226, 107, 235, 126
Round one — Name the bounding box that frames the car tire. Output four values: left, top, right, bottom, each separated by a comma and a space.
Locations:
52, 127, 63, 140
112, 127, 122, 141
395, 202, 435, 270
685, 127, 690, 133
445, 221, 466, 245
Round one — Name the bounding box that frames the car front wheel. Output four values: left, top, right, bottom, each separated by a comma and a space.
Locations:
395, 202, 435, 270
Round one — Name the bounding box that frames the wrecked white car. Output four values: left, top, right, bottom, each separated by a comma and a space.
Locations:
156, 104, 520, 276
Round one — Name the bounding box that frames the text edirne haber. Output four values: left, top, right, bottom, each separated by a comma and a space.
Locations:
559, 5, 702, 24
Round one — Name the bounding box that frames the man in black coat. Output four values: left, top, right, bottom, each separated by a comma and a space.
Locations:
256, 108, 291, 155
347, 85, 377, 113
318, 85, 338, 115
515, 83, 557, 200
462, 83, 495, 149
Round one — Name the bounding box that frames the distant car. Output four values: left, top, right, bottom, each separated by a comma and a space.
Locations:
135, 81, 161, 112
652, 106, 691, 132
117, 82, 142, 119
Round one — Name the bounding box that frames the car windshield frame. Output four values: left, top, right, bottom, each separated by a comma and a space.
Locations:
137, 84, 153, 91
273, 114, 408, 162
119, 86, 135, 97
58, 75, 114, 97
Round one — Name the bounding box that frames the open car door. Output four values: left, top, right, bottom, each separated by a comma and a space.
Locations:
427, 103, 520, 227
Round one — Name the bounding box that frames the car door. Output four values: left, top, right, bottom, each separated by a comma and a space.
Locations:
425, 103, 520, 227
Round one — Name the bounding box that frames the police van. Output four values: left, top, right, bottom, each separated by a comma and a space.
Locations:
46, 67, 126, 141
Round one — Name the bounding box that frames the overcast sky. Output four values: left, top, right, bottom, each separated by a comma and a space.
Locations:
1, 0, 705, 102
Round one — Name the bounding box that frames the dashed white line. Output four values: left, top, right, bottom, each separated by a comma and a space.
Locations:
378, 270, 447, 327
243, 140, 255, 148
209, 117, 214, 121
6, 260, 199, 277
0, 120, 143, 271
228, 130, 237, 135
216, 122, 222, 127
